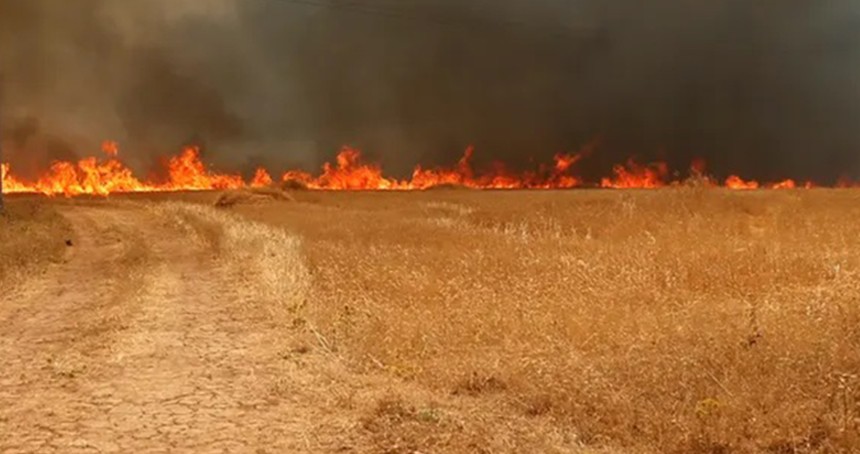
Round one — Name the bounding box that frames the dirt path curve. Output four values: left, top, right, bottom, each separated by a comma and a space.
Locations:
0, 202, 358, 453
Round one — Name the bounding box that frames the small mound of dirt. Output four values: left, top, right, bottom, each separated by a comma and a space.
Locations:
423, 183, 473, 191
281, 179, 309, 191
214, 188, 295, 208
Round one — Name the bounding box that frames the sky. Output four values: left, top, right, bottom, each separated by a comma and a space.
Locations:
1, 0, 859, 182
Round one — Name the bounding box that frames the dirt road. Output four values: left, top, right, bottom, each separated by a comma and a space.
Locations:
0, 199, 593, 454
0, 201, 357, 453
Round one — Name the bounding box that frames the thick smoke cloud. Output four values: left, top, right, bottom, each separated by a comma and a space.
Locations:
0, 0, 244, 178
2, 0, 859, 181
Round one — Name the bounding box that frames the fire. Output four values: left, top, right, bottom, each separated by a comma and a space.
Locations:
725, 175, 760, 190
281, 170, 315, 188
2, 145, 246, 196
410, 146, 476, 189
725, 176, 809, 190
836, 177, 857, 189
689, 158, 708, 177
6, 157, 147, 197
315, 147, 401, 190
102, 140, 119, 158
163, 147, 244, 191
769, 179, 797, 190
600, 159, 669, 189
1, 163, 31, 193
0, 141, 852, 197
251, 168, 274, 188
407, 147, 583, 189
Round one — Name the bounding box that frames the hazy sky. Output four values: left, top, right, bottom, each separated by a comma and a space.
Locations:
1, 0, 859, 181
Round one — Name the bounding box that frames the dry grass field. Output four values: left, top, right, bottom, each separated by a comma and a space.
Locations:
1, 188, 859, 453
232, 188, 860, 453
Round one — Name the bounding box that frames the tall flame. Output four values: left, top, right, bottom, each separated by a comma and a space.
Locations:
163, 147, 244, 191
250, 168, 274, 188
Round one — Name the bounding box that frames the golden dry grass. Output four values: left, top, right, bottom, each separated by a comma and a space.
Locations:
213, 187, 295, 208
423, 182, 475, 191
231, 188, 860, 453
155, 201, 310, 310
0, 197, 74, 284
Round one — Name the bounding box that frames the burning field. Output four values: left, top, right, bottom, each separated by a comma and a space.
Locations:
1, 186, 859, 453
233, 188, 860, 453
0, 142, 830, 197
4, 0, 860, 451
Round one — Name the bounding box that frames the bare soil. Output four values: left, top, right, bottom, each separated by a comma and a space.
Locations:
0, 199, 73, 284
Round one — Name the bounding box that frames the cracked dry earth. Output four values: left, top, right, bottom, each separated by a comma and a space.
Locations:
0, 201, 366, 453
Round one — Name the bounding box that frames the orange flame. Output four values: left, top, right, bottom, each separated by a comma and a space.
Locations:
600, 159, 669, 189
102, 140, 119, 158
163, 147, 244, 191
769, 179, 797, 190
251, 168, 274, 188
2, 163, 31, 193
315, 147, 401, 190
408, 147, 583, 190
725, 175, 760, 190
2, 145, 246, 196
0, 141, 851, 196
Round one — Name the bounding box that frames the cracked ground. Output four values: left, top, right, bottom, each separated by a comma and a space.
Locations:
0, 196, 646, 454
0, 201, 374, 453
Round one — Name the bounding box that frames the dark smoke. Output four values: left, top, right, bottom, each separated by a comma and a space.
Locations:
2, 0, 860, 182
0, 0, 245, 177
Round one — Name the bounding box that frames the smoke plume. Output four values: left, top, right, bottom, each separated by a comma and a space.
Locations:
1, 0, 859, 182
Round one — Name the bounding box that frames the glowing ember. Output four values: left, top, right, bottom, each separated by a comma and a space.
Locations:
0, 141, 850, 196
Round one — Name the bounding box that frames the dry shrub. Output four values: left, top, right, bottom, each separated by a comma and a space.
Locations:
214, 187, 295, 208
237, 188, 860, 453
